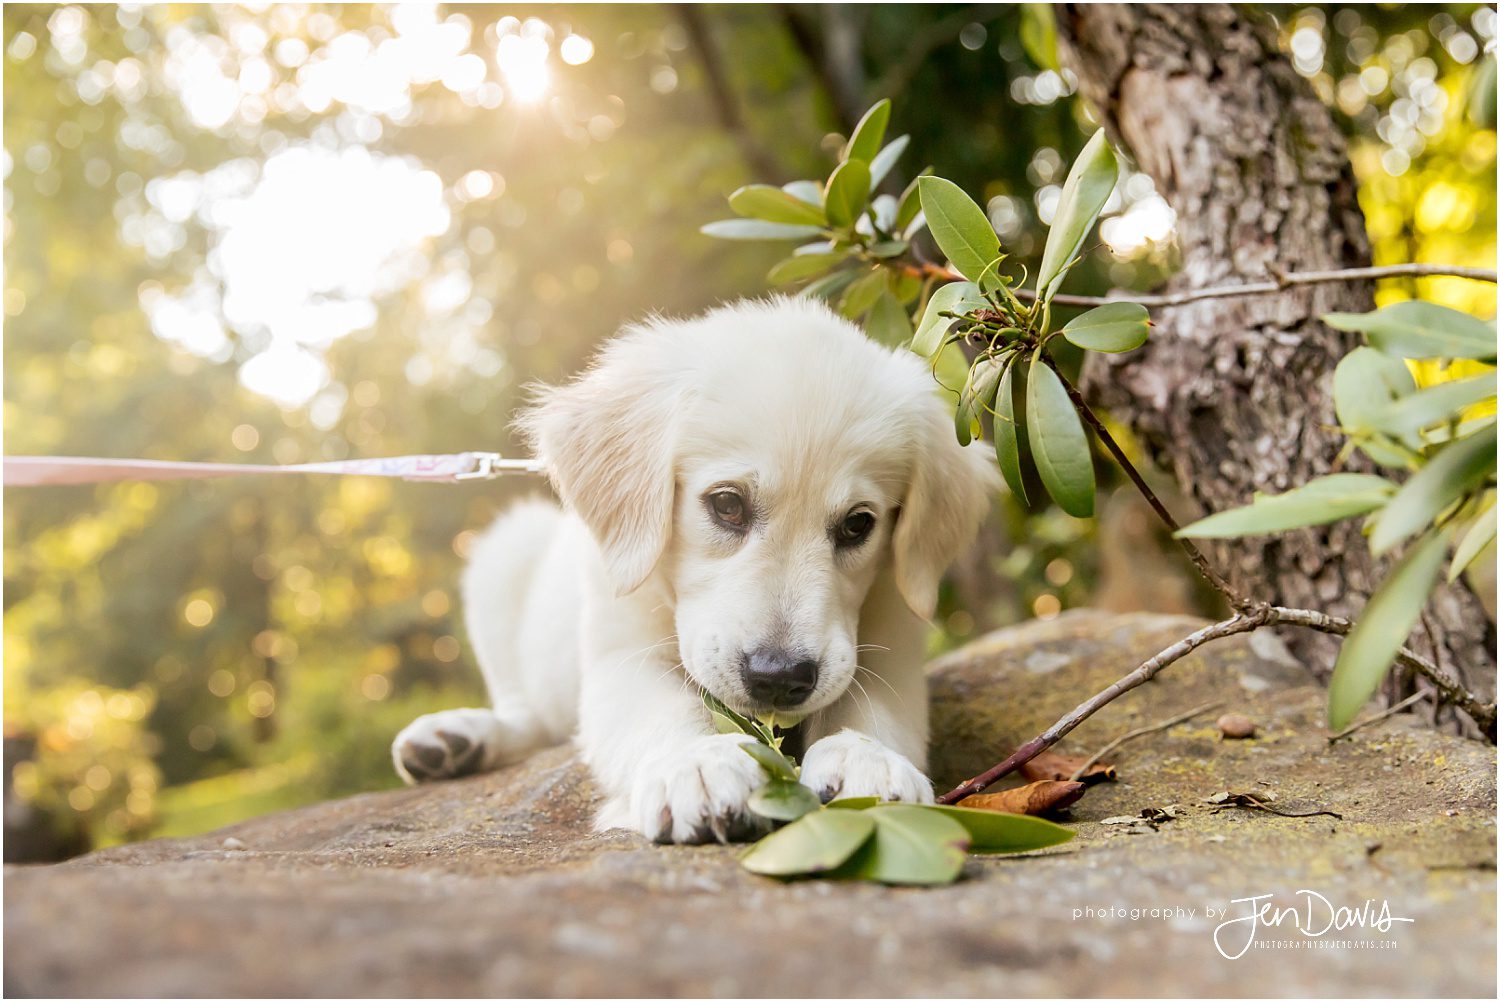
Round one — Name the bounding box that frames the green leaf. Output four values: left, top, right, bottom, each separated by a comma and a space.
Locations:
740, 809, 877, 877
955, 354, 1006, 446
866, 240, 909, 259
869, 134, 909, 189
843, 99, 891, 165
748, 779, 822, 822
1036, 130, 1117, 302
910, 281, 985, 357
918, 804, 1075, 853
832, 805, 970, 885
782, 179, 823, 206
800, 269, 860, 303
1025, 356, 1095, 518
1326, 532, 1448, 731
1369, 423, 1498, 555
728, 184, 828, 226
701, 219, 824, 241
826, 797, 880, 810
708, 709, 743, 736
825, 159, 872, 228
894, 168, 930, 232
700, 689, 774, 745
1060, 301, 1151, 353
1333, 346, 1419, 466
767, 253, 844, 286
1449, 498, 1497, 582
867, 290, 914, 349
1176, 473, 1398, 539
917, 177, 1002, 285
1372, 372, 1497, 440
1019, 4, 1059, 70
839, 268, 887, 319
1325, 302, 1497, 362
740, 740, 799, 782
993, 357, 1028, 505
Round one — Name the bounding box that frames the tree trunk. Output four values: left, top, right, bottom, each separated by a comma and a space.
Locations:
1053, 4, 1495, 728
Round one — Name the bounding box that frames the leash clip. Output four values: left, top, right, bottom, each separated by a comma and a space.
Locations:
454, 452, 506, 481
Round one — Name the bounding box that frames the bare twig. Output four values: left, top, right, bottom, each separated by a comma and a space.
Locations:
1068, 700, 1223, 780
935, 605, 1497, 804
936, 611, 1271, 804
1272, 606, 1497, 739
902, 261, 1498, 308
1327, 689, 1431, 743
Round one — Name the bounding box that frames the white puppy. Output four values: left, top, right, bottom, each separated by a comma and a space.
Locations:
392, 297, 997, 843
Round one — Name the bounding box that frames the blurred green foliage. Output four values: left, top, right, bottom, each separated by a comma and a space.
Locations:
3, 4, 1494, 855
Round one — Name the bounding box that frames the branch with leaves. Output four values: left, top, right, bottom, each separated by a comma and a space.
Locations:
705, 99, 1496, 819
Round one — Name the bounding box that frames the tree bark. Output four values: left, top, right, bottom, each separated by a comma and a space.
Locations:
1053, 4, 1495, 727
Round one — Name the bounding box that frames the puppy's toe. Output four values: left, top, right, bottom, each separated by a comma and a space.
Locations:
631, 734, 769, 844
391, 709, 506, 784
801, 729, 934, 805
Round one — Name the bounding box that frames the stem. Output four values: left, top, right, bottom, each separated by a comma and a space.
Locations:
1041, 355, 1251, 610
901, 262, 1498, 308
935, 605, 1497, 804
1067, 700, 1223, 781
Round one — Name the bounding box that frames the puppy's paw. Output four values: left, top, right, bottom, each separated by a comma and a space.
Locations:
800, 729, 934, 804
629, 733, 772, 844
392, 709, 505, 784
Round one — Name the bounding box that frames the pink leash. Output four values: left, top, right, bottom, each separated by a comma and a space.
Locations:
2, 452, 545, 487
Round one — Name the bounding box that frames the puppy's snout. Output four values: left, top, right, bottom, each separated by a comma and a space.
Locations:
741, 648, 819, 708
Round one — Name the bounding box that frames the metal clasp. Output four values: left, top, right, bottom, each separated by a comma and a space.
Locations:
454, 452, 504, 481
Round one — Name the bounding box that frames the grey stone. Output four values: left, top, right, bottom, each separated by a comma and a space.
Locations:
5, 611, 1495, 997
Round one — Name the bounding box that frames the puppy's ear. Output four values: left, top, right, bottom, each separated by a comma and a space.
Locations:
891, 401, 1001, 619
517, 331, 682, 595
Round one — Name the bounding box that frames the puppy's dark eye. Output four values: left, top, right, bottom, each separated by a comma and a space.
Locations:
707, 490, 749, 530
836, 510, 875, 546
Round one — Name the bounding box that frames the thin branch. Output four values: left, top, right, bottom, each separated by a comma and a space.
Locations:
935, 605, 1496, 804
1271, 606, 1497, 740
1327, 689, 1431, 743
1043, 356, 1249, 609
936, 611, 1271, 804
678, 6, 785, 181
903, 261, 1499, 308
1068, 700, 1223, 780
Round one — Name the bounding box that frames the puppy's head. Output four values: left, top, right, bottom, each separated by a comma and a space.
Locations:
520, 298, 997, 718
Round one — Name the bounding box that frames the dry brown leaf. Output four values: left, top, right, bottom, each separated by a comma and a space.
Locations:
1018, 750, 1117, 785
959, 780, 1086, 816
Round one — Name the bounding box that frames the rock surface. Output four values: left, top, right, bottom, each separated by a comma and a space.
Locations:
6, 611, 1496, 997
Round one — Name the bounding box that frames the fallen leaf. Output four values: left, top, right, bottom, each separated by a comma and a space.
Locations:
1100, 815, 1140, 825
959, 780, 1086, 816
1018, 750, 1117, 784
1204, 791, 1341, 820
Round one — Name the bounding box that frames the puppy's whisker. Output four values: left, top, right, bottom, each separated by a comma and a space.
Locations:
856, 663, 902, 702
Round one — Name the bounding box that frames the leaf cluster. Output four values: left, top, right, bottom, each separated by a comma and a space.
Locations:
701, 690, 1072, 885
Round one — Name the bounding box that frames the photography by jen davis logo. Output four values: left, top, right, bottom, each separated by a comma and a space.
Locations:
1071, 891, 1415, 961
1212, 891, 1415, 960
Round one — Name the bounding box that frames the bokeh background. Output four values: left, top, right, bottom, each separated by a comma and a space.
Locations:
4, 3, 1495, 861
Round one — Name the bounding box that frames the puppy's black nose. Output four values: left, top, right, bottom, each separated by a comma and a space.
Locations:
742, 649, 818, 708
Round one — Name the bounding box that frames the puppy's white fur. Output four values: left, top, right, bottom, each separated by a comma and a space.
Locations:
392, 298, 997, 843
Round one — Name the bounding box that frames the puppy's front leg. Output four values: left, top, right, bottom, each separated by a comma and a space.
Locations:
579, 634, 768, 844
801, 568, 934, 804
